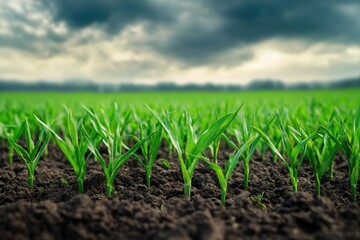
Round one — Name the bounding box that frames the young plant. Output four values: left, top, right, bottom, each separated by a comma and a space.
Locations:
134, 121, 163, 188
223, 113, 275, 190
253, 113, 314, 192
148, 105, 240, 198
203, 137, 255, 205
0, 122, 9, 148
291, 126, 338, 196
4, 119, 23, 165
324, 114, 338, 180
84, 114, 153, 196
250, 192, 266, 209
209, 135, 221, 164
35, 109, 99, 193
5, 118, 50, 187
320, 108, 360, 201
208, 113, 221, 164
34, 104, 57, 158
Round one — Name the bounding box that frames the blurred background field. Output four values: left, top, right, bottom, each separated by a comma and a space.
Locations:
2, 89, 360, 109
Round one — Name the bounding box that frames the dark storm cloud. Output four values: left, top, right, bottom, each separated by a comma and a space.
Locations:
213, 0, 359, 42
3, 0, 360, 65
152, 0, 360, 64
39, 0, 171, 33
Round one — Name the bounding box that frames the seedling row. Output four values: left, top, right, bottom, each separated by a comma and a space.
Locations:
0, 101, 359, 205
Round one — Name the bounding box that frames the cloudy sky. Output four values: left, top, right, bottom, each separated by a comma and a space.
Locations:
0, 0, 360, 84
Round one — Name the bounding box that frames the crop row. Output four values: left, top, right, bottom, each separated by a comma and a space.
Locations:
0, 102, 359, 205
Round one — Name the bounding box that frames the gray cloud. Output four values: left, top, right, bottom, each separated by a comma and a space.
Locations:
214, 0, 360, 42
0, 1, 69, 57
151, 0, 360, 64
2, 0, 360, 67
39, 0, 172, 33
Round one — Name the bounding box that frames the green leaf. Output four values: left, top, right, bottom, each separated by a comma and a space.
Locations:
35, 115, 80, 175
84, 127, 110, 180
204, 160, 227, 192
188, 107, 240, 174
185, 114, 197, 158
67, 109, 79, 147
147, 105, 183, 157
252, 126, 287, 166
33, 130, 50, 165
221, 133, 238, 150
149, 125, 162, 166
24, 118, 35, 152
319, 124, 351, 157
5, 132, 30, 162
225, 136, 256, 181
111, 132, 154, 183
35, 116, 63, 142
159, 159, 171, 169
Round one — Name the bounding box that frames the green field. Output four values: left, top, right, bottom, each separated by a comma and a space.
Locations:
1, 89, 360, 108
1, 88, 360, 203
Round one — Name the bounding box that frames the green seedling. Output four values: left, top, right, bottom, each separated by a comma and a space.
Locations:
250, 192, 266, 209
203, 136, 255, 205
223, 114, 275, 190
253, 113, 316, 192
320, 108, 360, 201
291, 125, 338, 197
35, 109, 99, 193
5, 118, 50, 187
148, 105, 240, 198
134, 121, 163, 188
84, 107, 153, 196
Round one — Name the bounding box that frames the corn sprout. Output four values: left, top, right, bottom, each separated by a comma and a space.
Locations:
84, 107, 153, 196
148, 105, 240, 198
291, 126, 337, 196
320, 108, 360, 201
224, 113, 274, 190
134, 121, 163, 188
5, 118, 50, 187
203, 137, 255, 205
253, 113, 313, 192
35, 109, 99, 193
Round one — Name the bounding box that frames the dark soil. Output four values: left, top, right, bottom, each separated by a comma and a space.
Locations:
1, 143, 360, 240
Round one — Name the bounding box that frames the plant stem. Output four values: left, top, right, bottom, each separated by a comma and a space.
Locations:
28, 174, 34, 187
261, 150, 265, 160
106, 183, 114, 197
329, 161, 334, 180
272, 151, 278, 163
9, 146, 13, 165
315, 173, 321, 197
146, 173, 151, 188
244, 163, 249, 190
221, 183, 227, 206
77, 178, 84, 193
291, 176, 298, 192
351, 184, 357, 202
44, 146, 49, 158
213, 142, 219, 164
184, 182, 191, 198
168, 145, 172, 158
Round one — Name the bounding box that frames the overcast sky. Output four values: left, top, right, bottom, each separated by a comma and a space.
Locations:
0, 0, 360, 84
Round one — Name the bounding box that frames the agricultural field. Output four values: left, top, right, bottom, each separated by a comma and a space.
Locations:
0, 89, 360, 239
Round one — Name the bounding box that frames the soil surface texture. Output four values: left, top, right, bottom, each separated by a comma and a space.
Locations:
0, 143, 360, 240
